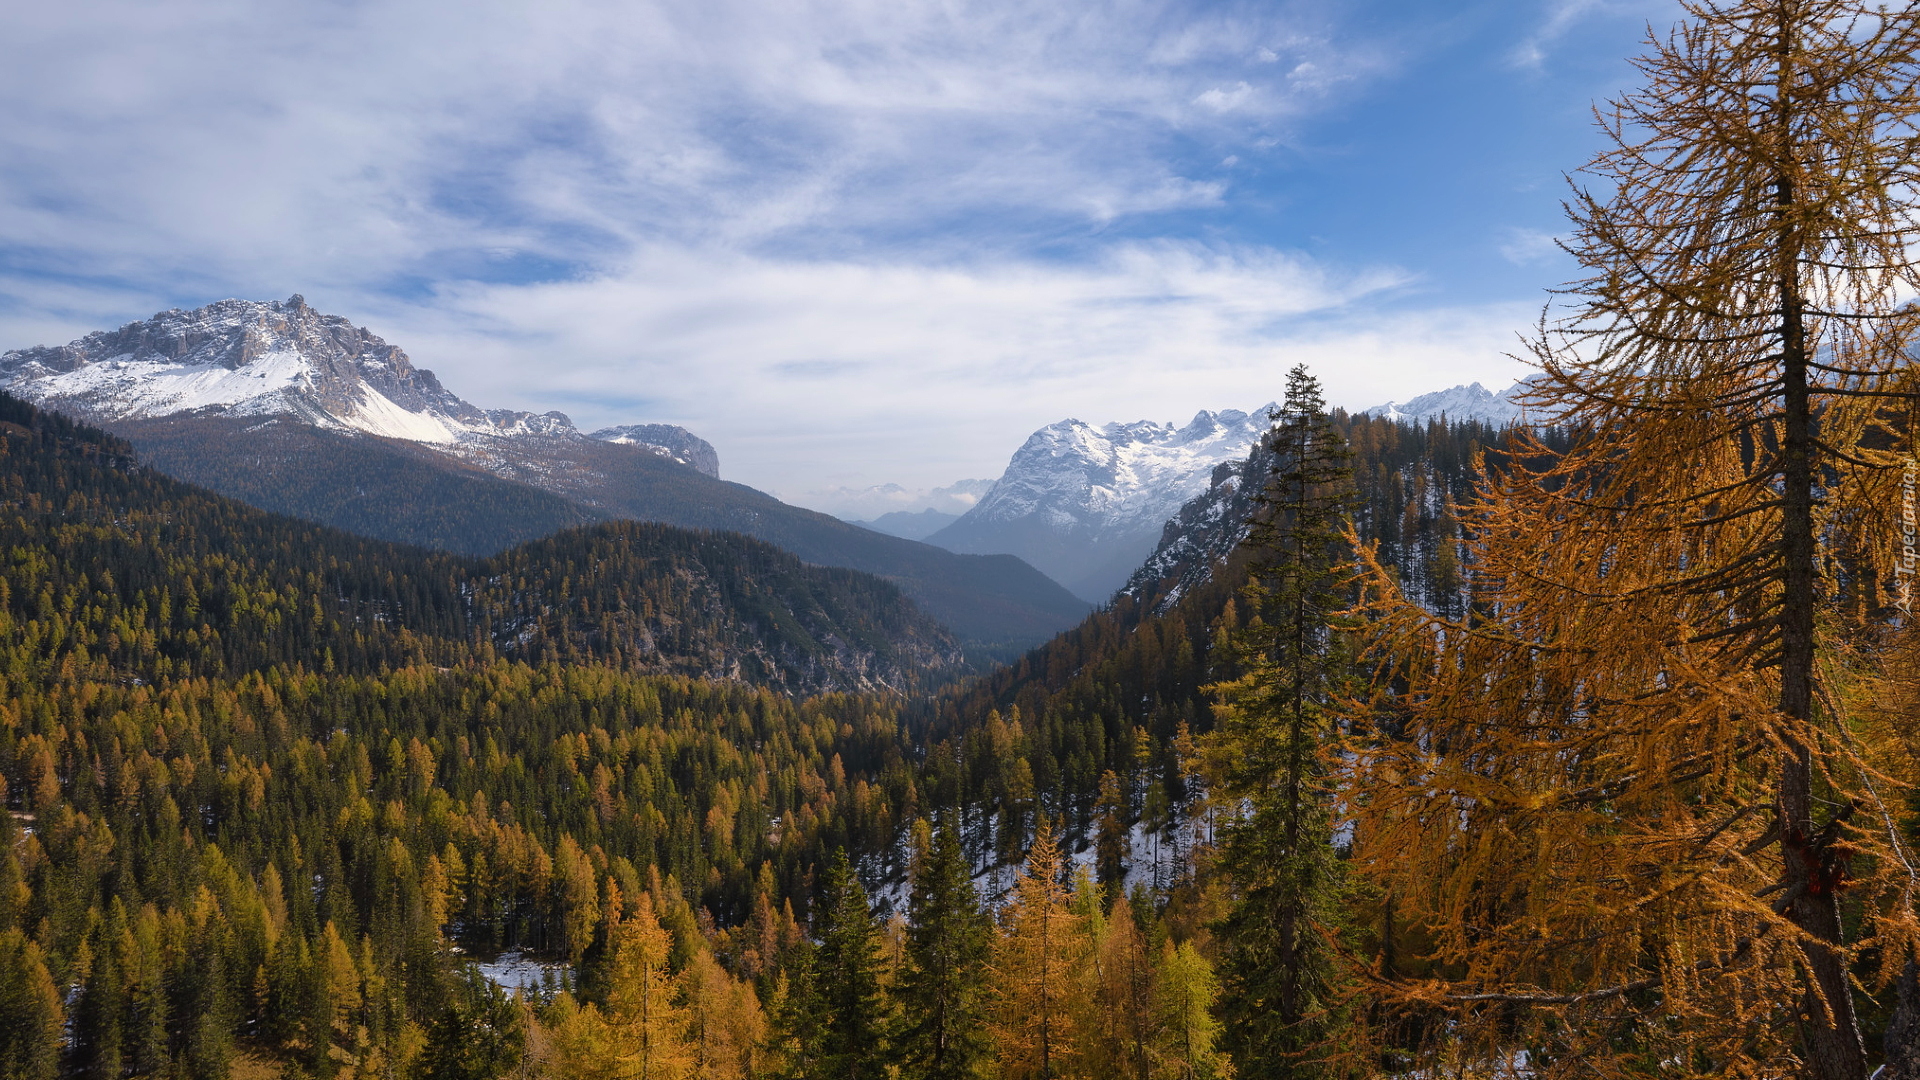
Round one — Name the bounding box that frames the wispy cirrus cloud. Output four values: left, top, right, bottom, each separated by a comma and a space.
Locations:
0, 0, 1383, 291
0, 0, 1586, 500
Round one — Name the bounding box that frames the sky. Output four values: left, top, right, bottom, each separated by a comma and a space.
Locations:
0, 0, 1673, 513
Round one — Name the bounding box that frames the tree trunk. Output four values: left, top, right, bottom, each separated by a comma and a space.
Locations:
1885, 957, 1920, 1080
1778, 262, 1867, 1080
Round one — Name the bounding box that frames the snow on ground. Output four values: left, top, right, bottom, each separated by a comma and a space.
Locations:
475, 949, 571, 994
27, 350, 313, 419
343, 384, 464, 444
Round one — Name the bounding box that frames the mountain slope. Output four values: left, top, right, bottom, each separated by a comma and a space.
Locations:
0, 392, 959, 693
0, 297, 1088, 650
590, 422, 721, 477
115, 414, 603, 555
927, 407, 1272, 602
921, 415, 1517, 863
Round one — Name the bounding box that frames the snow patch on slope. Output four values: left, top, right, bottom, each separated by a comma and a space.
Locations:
23, 350, 313, 420
347, 384, 465, 443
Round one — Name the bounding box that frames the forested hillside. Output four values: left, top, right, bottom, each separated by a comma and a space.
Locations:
0, 395, 958, 695
0, 393, 949, 1080
10, 1, 1920, 1079
918, 414, 1516, 860
116, 416, 602, 557
0, 372, 1545, 1080
110, 414, 1090, 654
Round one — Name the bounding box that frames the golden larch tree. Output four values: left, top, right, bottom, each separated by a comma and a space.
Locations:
991, 822, 1083, 1080
1340, 2, 1920, 1078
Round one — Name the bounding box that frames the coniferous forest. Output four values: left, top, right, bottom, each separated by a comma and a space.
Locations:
8, 3, 1920, 1079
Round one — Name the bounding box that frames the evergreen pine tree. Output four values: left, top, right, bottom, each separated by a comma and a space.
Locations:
898, 820, 993, 1080
1092, 771, 1131, 901
417, 967, 528, 1080
808, 850, 892, 1080
1206, 363, 1355, 1076
767, 947, 824, 1080
176, 912, 235, 1080
127, 910, 171, 1080
70, 930, 125, 1080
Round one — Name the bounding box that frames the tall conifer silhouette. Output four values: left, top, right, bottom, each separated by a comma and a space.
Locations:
1207, 364, 1355, 1077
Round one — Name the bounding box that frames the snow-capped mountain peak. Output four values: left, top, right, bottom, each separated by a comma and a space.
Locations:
1363, 380, 1527, 425
967, 407, 1271, 526
0, 296, 713, 472
0, 296, 511, 442
589, 424, 721, 478
927, 405, 1274, 601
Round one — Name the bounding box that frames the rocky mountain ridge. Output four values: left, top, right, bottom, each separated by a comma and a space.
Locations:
0, 295, 714, 473
1120, 446, 1269, 613
927, 406, 1274, 602
1362, 379, 1530, 425
591, 423, 721, 478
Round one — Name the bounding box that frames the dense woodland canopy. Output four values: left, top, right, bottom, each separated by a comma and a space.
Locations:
9, 4, 1920, 1078
0, 379, 1503, 1080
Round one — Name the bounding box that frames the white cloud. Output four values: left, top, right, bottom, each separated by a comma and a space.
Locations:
807, 479, 995, 520
1195, 82, 1256, 113
1508, 0, 1671, 71
328, 242, 1531, 501
1510, 0, 1608, 69
0, 0, 1383, 295
0, 0, 1533, 505
1498, 226, 1564, 265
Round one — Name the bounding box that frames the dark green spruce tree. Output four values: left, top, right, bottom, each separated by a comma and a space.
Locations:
69, 924, 126, 1080
896, 820, 993, 1080
1207, 363, 1356, 1077
793, 851, 893, 1080
416, 968, 527, 1080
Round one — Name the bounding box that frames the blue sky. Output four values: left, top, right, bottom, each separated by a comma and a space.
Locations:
0, 0, 1668, 508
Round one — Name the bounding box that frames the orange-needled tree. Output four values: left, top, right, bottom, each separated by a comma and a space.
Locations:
1340, 3, 1920, 1078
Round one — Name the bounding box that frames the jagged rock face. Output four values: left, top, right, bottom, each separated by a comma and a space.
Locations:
0, 295, 584, 443
927, 406, 1273, 602
0, 297, 731, 490
591, 423, 720, 478
1120, 440, 1270, 612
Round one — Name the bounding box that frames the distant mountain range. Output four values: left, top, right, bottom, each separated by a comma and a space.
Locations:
912, 380, 1536, 604
819, 478, 993, 521
0, 297, 1088, 651
0, 295, 719, 469
1362, 379, 1529, 425
925, 407, 1274, 602
852, 508, 962, 541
